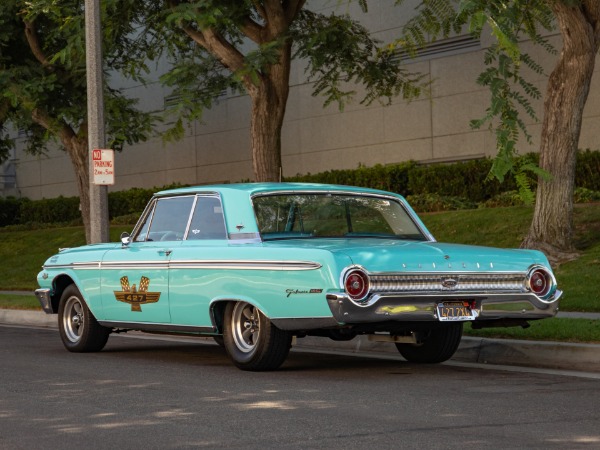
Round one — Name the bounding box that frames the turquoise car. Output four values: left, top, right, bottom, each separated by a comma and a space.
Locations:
35, 183, 561, 371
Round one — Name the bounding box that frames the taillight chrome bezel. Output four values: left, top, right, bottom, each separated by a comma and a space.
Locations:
525, 265, 557, 301
341, 266, 370, 302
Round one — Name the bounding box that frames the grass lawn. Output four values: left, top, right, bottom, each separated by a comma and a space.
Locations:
422, 203, 600, 312
1, 204, 599, 343
0, 225, 131, 290
0, 294, 40, 310
464, 318, 600, 343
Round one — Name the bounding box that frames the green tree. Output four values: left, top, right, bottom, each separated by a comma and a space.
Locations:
0, 0, 155, 242
397, 0, 599, 262
151, 1, 425, 182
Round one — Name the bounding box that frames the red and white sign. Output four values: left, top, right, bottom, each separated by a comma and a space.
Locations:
92, 149, 115, 185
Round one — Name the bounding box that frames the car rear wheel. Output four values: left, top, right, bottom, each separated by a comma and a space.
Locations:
395, 323, 463, 363
58, 285, 110, 352
223, 301, 292, 371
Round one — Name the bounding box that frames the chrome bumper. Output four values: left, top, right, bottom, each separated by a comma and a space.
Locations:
326, 290, 561, 324
35, 288, 54, 314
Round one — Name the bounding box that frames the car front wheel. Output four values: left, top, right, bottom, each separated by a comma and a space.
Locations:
395, 323, 463, 363
58, 285, 110, 352
223, 301, 292, 371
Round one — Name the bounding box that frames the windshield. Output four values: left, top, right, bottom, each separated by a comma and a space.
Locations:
253, 193, 426, 241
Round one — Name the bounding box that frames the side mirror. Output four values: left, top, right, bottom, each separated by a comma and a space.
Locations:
120, 232, 131, 247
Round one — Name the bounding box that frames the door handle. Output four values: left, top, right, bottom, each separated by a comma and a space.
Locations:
157, 249, 172, 256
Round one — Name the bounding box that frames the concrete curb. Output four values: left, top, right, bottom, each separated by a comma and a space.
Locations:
292, 335, 600, 373
0, 309, 56, 328
2, 308, 599, 373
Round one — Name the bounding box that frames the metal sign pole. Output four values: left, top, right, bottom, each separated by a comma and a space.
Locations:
85, 0, 109, 243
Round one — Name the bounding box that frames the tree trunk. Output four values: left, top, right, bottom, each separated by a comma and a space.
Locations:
522, 2, 600, 263
63, 136, 92, 243
31, 109, 93, 242
248, 43, 291, 182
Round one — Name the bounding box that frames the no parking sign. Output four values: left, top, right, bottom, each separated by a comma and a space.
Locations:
92, 149, 115, 185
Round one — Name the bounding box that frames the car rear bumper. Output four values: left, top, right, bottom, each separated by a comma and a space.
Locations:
326, 290, 561, 324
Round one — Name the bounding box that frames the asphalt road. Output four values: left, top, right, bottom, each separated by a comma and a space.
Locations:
2, 325, 600, 450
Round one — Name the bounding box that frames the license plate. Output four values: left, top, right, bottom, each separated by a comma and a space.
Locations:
437, 301, 477, 321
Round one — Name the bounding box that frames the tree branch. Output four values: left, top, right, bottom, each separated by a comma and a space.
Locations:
180, 24, 252, 89
202, 28, 247, 73
23, 20, 52, 68
31, 107, 76, 142
582, 0, 600, 46
240, 16, 265, 43
252, 0, 267, 22
264, 0, 287, 35
283, 0, 307, 25
180, 23, 208, 47
0, 99, 10, 121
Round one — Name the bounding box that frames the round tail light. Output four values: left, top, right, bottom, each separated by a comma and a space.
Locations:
526, 266, 555, 299
344, 268, 370, 301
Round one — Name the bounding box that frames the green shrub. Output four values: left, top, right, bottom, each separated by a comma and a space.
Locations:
574, 187, 600, 203
405, 193, 477, 213
286, 161, 418, 195
110, 213, 141, 225
19, 196, 81, 224
1, 150, 599, 228
576, 149, 600, 191
108, 187, 154, 219
482, 191, 526, 208
0, 197, 23, 227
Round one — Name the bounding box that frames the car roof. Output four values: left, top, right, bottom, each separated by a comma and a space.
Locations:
155, 182, 400, 198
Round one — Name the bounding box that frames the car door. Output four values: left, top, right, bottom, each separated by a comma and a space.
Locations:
100, 195, 195, 324
168, 195, 228, 327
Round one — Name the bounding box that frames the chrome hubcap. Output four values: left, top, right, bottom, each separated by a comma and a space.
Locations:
232, 302, 260, 353
63, 296, 84, 343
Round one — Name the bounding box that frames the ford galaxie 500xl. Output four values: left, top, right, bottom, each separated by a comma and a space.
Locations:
35, 183, 561, 371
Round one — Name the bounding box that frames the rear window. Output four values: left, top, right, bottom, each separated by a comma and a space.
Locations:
253, 194, 426, 241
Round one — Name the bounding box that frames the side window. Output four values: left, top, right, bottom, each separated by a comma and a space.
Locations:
137, 196, 195, 242
187, 196, 227, 240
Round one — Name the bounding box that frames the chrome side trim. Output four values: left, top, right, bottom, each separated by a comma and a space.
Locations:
168, 260, 322, 271
98, 320, 215, 334
100, 261, 170, 270
42, 262, 101, 270
44, 259, 322, 271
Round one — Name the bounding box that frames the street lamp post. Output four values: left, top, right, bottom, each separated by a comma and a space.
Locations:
85, 0, 109, 243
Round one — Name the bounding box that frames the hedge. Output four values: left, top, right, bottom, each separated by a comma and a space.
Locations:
1, 150, 599, 227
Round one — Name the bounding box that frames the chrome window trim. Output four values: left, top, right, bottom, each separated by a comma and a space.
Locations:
133, 194, 199, 243
184, 194, 228, 241
250, 190, 434, 242
182, 195, 199, 240
131, 198, 156, 242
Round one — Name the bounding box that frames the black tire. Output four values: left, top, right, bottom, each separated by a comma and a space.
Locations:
223, 301, 292, 371
213, 335, 225, 348
395, 323, 463, 363
58, 284, 110, 352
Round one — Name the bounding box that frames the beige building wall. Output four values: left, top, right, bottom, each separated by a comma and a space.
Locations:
5, 1, 600, 200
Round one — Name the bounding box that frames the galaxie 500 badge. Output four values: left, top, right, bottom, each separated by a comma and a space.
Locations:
114, 276, 161, 312
286, 288, 323, 298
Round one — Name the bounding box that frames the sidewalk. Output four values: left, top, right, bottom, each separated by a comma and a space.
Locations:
1, 306, 599, 374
